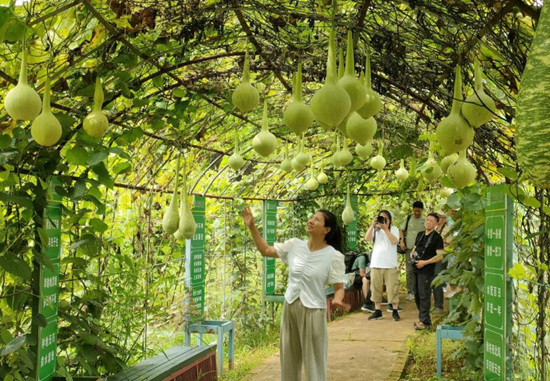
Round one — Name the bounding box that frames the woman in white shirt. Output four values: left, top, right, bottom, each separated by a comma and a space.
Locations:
242, 207, 350, 381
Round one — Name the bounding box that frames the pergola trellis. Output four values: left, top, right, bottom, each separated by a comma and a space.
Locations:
0, 0, 540, 201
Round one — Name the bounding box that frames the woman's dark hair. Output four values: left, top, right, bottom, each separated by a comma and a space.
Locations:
318, 209, 343, 252
378, 210, 392, 228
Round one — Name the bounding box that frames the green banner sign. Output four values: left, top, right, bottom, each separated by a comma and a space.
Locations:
263, 201, 277, 295
37, 178, 62, 381
346, 194, 358, 250
186, 196, 206, 315
483, 185, 512, 381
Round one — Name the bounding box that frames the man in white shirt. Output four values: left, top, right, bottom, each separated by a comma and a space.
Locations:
364, 210, 401, 321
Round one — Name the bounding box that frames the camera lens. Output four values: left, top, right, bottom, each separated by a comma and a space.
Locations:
377, 216, 385, 223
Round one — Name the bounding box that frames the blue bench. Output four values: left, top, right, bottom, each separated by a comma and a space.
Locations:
436, 325, 466, 377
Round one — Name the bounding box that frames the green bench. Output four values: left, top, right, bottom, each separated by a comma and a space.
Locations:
52, 344, 218, 381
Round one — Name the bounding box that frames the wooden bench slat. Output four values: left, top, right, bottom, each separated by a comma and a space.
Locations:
112, 347, 192, 379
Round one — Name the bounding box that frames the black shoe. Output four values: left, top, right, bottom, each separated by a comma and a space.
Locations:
361, 302, 375, 313
392, 310, 401, 321
368, 310, 383, 320
387, 305, 404, 312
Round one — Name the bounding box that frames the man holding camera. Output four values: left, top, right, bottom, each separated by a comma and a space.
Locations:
409, 213, 445, 330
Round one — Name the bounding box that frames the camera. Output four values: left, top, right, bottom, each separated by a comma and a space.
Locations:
376, 216, 386, 224
409, 253, 420, 267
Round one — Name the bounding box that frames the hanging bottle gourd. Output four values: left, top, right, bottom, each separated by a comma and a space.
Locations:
306, 166, 319, 191
280, 142, 292, 172
317, 162, 328, 184
355, 141, 373, 158
461, 58, 496, 128
422, 151, 443, 182
436, 66, 474, 154
440, 153, 458, 174
346, 112, 377, 146
441, 187, 454, 198
162, 156, 180, 235
174, 159, 197, 240
370, 140, 386, 170
291, 134, 310, 172
330, 133, 338, 153
232, 51, 259, 114
311, 29, 351, 128
83, 76, 109, 138
4, 48, 42, 121
338, 136, 353, 166
228, 136, 245, 171
252, 101, 278, 157
357, 51, 382, 120
31, 76, 62, 146
338, 31, 366, 113
395, 159, 409, 181
342, 185, 354, 225
284, 63, 313, 136
330, 134, 342, 167
447, 149, 477, 189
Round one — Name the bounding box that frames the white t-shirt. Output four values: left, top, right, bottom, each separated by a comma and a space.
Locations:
370, 226, 399, 268
274, 238, 347, 309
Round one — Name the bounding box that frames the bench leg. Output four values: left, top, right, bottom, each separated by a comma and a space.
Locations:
228, 327, 234, 370
436, 328, 442, 377
217, 328, 224, 376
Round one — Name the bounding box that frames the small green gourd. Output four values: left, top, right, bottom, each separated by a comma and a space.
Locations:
228, 136, 245, 171
317, 162, 328, 184
306, 166, 319, 191
440, 153, 459, 174
395, 159, 409, 181
174, 160, 197, 240
311, 29, 351, 128
422, 151, 443, 182
461, 59, 496, 128
355, 141, 373, 158
4, 48, 42, 121
436, 66, 474, 154
284, 63, 313, 136
330, 134, 342, 167
346, 112, 377, 145
252, 102, 278, 157
447, 149, 477, 189
338, 31, 366, 113
162, 157, 180, 235
357, 52, 382, 119
342, 185, 354, 225
31, 76, 62, 146
291, 135, 310, 171
280, 142, 293, 172
338, 137, 353, 166
232, 51, 259, 113
83, 77, 109, 137
370, 141, 386, 170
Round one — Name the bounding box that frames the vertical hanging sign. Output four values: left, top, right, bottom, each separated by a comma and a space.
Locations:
346, 194, 358, 250
186, 195, 206, 317
37, 177, 62, 381
262, 201, 277, 295
484, 185, 512, 381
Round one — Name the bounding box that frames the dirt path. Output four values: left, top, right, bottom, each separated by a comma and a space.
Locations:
245, 297, 419, 381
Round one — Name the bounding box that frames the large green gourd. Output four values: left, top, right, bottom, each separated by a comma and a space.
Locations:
162, 157, 180, 235
516, 3, 550, 189
4, 48, 42, 121
31, 76, 62, 146
338, 31, 366, 113
174, 160, 196, 240
461, 59, 496, 128
232, 51, 259, 114
83, 77, 109, 137
252, 102, 278, 157
284, 63, 313, 136
357, 52, 382, 119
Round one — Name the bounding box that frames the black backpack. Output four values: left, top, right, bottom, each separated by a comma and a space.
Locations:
344, 251, 369, 273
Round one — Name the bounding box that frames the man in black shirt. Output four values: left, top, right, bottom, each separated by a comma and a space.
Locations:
409, 213, 445, 330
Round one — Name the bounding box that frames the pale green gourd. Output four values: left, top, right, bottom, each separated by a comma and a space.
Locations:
338, 47, 344, 80
336, 115, 350, 138
346, 112, 377, 145
175, 160, 197, 240
330, 134, 338, 153
317, 162, 328, 184
422, 151, 443, 182
284, 63, 313, 136
338, 137, 353, 166
4, 48, 42, 121
162, 157, 180, 235
395, 159, 409, 181
440, 153, 459, 174
435, 66, 474, 154
447, 149, 477, 189
338, 31, 366, 113
441, 187, 454, 198
253, 102, 278, 157
330, 134, 342, 167
228, 136, 245, 171
342, 185, 354, 225
83, 77, 109, 137
370, 141, 386, 170
357, 52, 382, 119
280, 142, 293, 172
461, 59, 496, 128
311, 29, 351, 128
232, 51, 259, 113
355, 141, 373, 158
306, 166, 319, 190
31, 76, 62, 147
291, 135, 310, 171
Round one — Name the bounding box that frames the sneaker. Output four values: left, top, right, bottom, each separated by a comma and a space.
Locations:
368, 310, 383, 320
387, 305, 404, 313
361, 302, 375, 313
405, 293, 415, 301
392, 310, 401, 321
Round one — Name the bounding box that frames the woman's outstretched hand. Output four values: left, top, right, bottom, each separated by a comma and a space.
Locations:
331, 298, 351, 312
242, 206, 255, 228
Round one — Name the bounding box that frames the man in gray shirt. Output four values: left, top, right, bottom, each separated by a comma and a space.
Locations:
399, 201, 426, 300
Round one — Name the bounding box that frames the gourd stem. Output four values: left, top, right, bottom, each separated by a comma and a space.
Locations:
94, 76, 104, 112
261, 101, 269, 131
294, 63, 303, 102
451, 66, 463, 114
345, 31, 355, 76
326, 29, 337, 84
43, 76, 51, 112
365, 51, 372, 89
474, 58, 483, 91
19, 48, 28, 85
242, 51, 251, 83
338, 47, 344, 79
